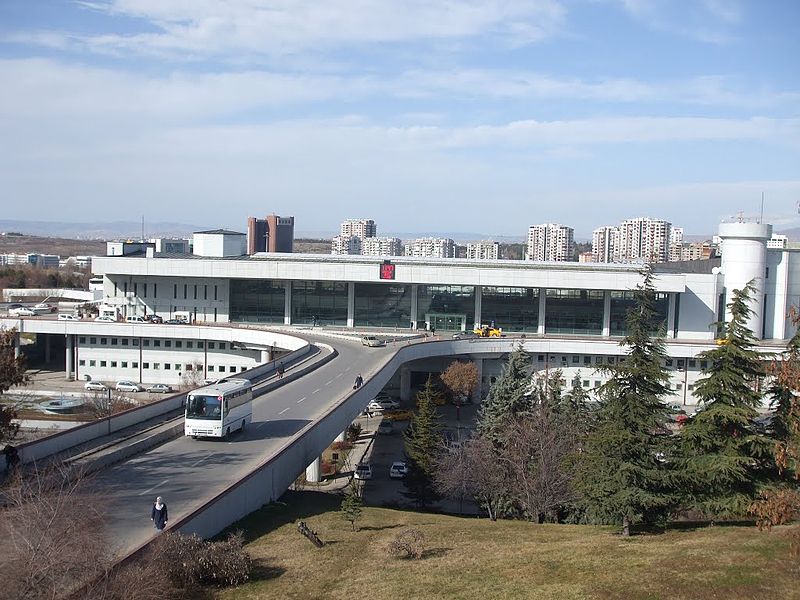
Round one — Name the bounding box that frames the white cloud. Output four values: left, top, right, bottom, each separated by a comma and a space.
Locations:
616, 0, 742, 44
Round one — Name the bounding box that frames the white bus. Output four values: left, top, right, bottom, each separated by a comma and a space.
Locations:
185, 378, 253, 439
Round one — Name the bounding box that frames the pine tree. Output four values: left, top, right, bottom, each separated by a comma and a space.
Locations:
575, 269, 676, 535
680, 281, 773, 518
477, 346, 532, 443
403, 375, 443, 509
340, 479, 364, 531
561, 371, 593, 432
0, 328, 29, 443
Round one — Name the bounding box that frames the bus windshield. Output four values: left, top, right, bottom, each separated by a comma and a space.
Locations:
186, 394, 222, 420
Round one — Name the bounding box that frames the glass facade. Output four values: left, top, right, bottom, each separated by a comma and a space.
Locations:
417, 285, 475, 331
292, 281, 348, 326
609, 291, 670, 336
229, 279, 285, 323
354, 283, 412, 328
481, 287, 539, 332
545, 289, 604, 335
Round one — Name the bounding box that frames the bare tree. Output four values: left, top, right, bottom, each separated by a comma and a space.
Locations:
0, 327, 30, 443
82, 391, 138, 420
500, 409, 578, 522
440, 361, 480, 404
0, 464, 109, 599
435, 436, 508, 521
179, 362, 205, 390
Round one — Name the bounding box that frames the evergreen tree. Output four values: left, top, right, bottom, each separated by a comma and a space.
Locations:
0, 328, 29, 443
403, 375, 443, 509
575, 269, 675, 535
477, 346, 532, 443
561, 371, 593, 431
340, 479, 364, 531
680, 281, 773, 518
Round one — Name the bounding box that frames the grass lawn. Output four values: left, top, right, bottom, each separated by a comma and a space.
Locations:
217, 491, 799, 600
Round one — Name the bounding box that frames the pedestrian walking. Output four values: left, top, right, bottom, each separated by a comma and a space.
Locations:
353, 373, 363, 389
277, 362, 285, 379
151, 496, 168, 532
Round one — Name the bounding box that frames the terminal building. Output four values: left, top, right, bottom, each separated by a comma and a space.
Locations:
42, 220, 798, 403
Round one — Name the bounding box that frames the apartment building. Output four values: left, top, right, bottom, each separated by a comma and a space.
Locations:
361, 237, 402, 256
591, 226, 618, 263
331, 235, 362, 255
404, 238, 456, 258
615, 218, 672, 263
525, 224, 574, 262
466, 240, 499, 260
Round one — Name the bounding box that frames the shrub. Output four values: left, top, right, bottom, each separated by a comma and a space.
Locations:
320, 459, 337, 477
332, 440, 353, 451
748, 489, 800, 531
386, 528, 426, 560
346, 423, 362, 442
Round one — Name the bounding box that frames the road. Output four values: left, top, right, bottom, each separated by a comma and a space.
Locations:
91, 334, 395, 556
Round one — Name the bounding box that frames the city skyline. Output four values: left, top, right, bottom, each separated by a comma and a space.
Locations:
0, 1, 798, 235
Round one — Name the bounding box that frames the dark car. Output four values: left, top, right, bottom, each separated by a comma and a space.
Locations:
147, 315, 164, 324
452, 331, 479, 339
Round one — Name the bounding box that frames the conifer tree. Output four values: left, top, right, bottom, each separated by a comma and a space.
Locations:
477, 346, 532, 443
575, 269, 675, 535
562, 371, 593, 432
680, 281, 773, 518
403, 375, 443, 509
340, 479, 364, 531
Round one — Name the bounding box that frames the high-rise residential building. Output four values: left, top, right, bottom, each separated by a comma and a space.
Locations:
404, 238, 456, 258
340, 218, 377, 239
331, 235, 362, 255
247, 215, 295, 254
615, 217, 672, 263
361, 237, 402, 257
525, 224, 574, 262
767, 234, 788, 249
592, 226, 618, 263
466, 240, 499, 260
669, 227, 684, 262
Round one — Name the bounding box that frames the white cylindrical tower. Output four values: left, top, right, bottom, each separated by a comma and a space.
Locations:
718, 221, 772, 339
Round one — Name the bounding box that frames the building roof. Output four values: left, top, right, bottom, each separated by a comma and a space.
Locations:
193, 229, 246, 235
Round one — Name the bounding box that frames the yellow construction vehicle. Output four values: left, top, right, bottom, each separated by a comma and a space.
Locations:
473, 324, 502, 337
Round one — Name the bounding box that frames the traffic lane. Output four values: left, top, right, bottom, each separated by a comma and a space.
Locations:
97, 341, 394, 554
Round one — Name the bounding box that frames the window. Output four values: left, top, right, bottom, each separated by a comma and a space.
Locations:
229, 366, 236, 373
142, 283, 147, 298
676, 383, 683, 390
184, 284, 187, 299
207, 342, 215, 349
132, 361, 138, 368
193, 284, 197, 300
100, 360, 107, 367
121, 361, 128, 368
214, 285, 218, 301
154, 340, 161, 347
124, 282, 128, 296
582, 380, 590, 388
594, 380, 601, 388
174, 364, 181, 371
219, 342, 226, 350
164, 340, 171, 348
153, 363, 160, 370
240, 366, 247, 372
208, 365, 215, 372
186, 364, 193, 371
689, 360, 696, 368
89, 360, 96, 367
572, 355, 580, 364
583, 356, 591, 365
607, 357, 616, 364
79, 359, 85, 366
174, 283, 177, 299
165, 363, 171, 370
176, 340, 182, 348
90, 337, 97, 344
122, 338, 129, 346
133, 339, 139, 346
133, 283, 137, 297
595, 356, 603, 364
100, 338, 108, 345
110, 361, 117, 368
197, 341, 204, 349
153, 283, 157, 298
111, 338, 118, 346
143, 339, 150, 347
204, 285, 208, 300
143, 362, 149, 369
187, 341, 193, 349
665, 359, 673, 367
677, 359, 685, 368
79, 336, 86, 343
688, 384, 695, 390
700, 360, 708, 369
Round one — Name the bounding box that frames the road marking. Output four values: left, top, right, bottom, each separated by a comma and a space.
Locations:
312, 388, 321, 394
326, 379, 333, 385
139, 479, 169, 496
334, 373, 342, 379
297, 397, 306, 404
190, 453, 215, 467
279, 407, 290, 415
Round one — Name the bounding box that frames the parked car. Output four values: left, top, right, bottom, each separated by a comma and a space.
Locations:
452, 330, 479, 339
361, 335, 386, 347
33, 302, 56, 313
57, 313, 79, 321
165, 318, 187, 325
377, 420, 394, 435
389, 461, 409, 479
146, 383, 173, 394
116, 380, 144, 392
146, 315, 164, 324
9, 307, 36, 317
354, 463, 372, 480
7, 303, 23, 310
368, 397, 400, 412
125, 315, 146, 323
94, 316, 116, 322
84, 380, 108, 392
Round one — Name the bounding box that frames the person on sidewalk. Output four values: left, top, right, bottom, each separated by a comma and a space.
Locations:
353, 374, 363, 389
151, 496, 168, 532
277, 362, 285, 379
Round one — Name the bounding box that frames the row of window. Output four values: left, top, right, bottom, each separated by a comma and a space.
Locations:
78, 359, 246, 373
78, 336, 231, 350
537, 354, 708, 370
115, 281, 219, 302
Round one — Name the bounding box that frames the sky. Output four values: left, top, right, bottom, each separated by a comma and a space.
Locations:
0, 0, 798, 238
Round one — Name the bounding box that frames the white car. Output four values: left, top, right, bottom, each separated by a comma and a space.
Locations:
9, 307, 36, 317
367, 397, 400, 412
354, 463, 373, 480
389, 461, 409, 479
95, 316, 116, 322
57, 313, 79, 321
361, 335, 386, 347
85, 380, 109, 392
116, 380, 143, 392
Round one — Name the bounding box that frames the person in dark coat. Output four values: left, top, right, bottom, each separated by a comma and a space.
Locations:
353, 374, 363, 389
277, 362, 285, 379
151, 496, 168, 531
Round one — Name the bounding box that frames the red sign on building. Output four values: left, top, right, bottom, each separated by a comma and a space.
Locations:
379, 261, 396, 280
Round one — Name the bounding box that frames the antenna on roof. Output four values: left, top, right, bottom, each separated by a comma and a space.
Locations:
141, 215, 145, 242
759, 192, 764, 224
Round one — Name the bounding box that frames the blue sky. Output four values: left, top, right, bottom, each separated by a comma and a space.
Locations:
0, 0, 797, 238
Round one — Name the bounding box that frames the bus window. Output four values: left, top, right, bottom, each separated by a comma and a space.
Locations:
186, 395, 222, 420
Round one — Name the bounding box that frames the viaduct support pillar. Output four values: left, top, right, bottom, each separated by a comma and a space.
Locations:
306, 457, 321, 483
65, 334, 74, 380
